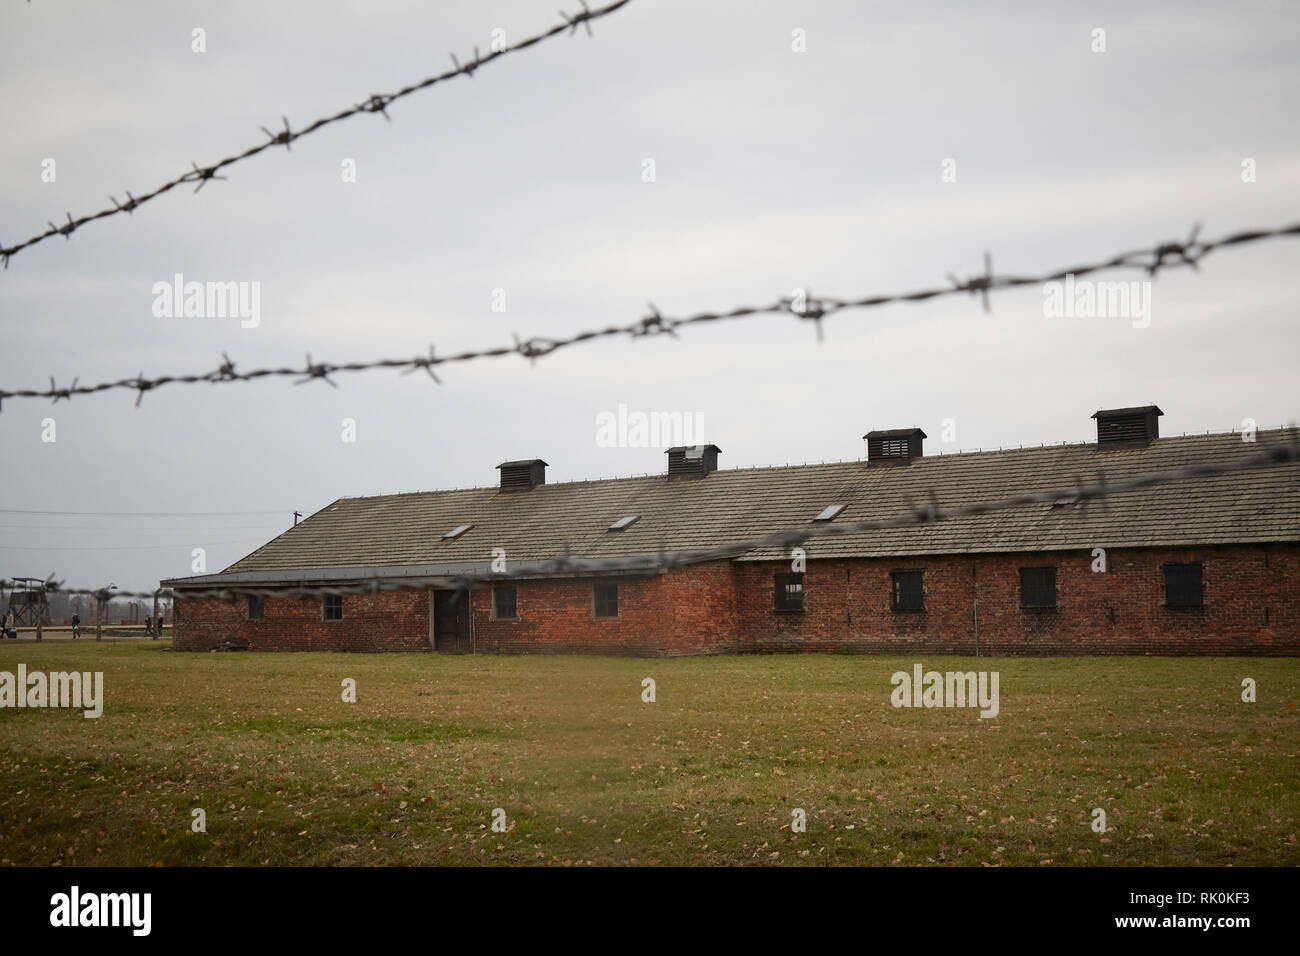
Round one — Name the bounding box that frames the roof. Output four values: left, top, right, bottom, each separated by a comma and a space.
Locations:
1092, 405, 1163, 419
864, 428, 927, 439
163, 428, 1300, 587
160, 557, 663, 589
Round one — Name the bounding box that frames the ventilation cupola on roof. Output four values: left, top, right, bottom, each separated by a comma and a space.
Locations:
1092, 406, 1163, 449
864, 428, 925, 465
496, 459, 547, 492
666, 445, 720, 479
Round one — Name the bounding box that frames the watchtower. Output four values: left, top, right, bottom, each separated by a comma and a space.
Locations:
5, 577, 51, 626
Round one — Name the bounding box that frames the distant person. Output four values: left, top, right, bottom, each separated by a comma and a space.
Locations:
144, 615, 152, 635
71, 612, 81, 640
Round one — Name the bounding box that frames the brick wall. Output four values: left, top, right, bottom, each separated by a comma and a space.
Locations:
173, 590, 429, 652
171, 544, 1299, 656
472, 566, 738, 656
734, 544, 1299, 656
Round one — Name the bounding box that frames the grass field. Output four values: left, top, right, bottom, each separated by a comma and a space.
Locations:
1, 641, 1296, 866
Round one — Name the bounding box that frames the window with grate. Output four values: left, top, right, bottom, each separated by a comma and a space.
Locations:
248, 595, 265, 621
880, 438, 908, 457
1163, 563, 1203, 607
323, 594, 342, 621
774, 573, 804, 612
493, 585, 518, 620
594, 583, 619, 619
1019, 567, 1057, 608
891, 571, 924, 612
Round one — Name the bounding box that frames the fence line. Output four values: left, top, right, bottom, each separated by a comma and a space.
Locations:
1, 221, 1296, 409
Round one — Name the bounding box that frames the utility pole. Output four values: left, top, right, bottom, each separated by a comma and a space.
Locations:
96, 583, 114, 641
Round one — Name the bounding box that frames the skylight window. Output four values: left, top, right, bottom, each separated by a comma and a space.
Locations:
813, 504, 846, 522
443, 523, 473, 540
608, 515, 640, 532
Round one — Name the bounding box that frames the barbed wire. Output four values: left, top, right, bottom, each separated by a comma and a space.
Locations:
8, 434, 1295, 603
1, 221, 1296, 409
0, 0, 633, 267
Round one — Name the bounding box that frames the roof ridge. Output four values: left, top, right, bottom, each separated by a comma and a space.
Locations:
333, 427, 1296, 503
221, 426, 1299, 578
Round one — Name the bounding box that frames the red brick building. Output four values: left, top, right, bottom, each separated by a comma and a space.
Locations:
166, 407, 1300, 656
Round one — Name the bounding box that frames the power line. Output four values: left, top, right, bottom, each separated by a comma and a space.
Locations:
0, 523, 289, 532
0, 0, 634, 267
1, 221, 1295, 409
0, 508, 293, 517
10, 435, 1295, 601
0, 538, 271, 552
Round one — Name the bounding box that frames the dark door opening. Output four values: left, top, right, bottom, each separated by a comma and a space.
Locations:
432, 589, 471, 653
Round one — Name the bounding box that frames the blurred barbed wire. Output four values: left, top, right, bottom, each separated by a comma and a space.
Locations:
2, 221, 1296, 409
0, 0, 633, 266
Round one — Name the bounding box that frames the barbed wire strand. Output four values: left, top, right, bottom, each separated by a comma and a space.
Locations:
8, 434, 1295, 602
0, 0, 633, 267
1, 221, 1296, 409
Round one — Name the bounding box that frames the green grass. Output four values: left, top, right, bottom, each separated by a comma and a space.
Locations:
1, 641, 1296, 866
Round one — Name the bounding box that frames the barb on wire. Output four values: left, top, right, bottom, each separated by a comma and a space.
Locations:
216, 352, 238, 380
948, 251, 994, 313
358, 94, 393, 121
0, 0, 636, 266
110, 192, 140, 215
1, 221, 1297, 407
788, 288, 827, 341
9, 435, 1296, 603
401, 344, 443, 384
260, 115, 294, 151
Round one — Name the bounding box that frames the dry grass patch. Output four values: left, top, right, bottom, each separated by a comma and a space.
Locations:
1, 642, 1296, 866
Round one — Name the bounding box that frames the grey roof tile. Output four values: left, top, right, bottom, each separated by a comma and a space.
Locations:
203, 429, 1299, 580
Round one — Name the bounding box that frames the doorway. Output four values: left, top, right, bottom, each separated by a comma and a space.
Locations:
431, 589, 471, 653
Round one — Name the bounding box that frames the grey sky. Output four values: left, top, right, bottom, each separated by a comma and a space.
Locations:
1, 0, 1297, 594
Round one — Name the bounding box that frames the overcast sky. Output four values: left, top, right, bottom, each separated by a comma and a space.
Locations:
1, 0, 1297, 594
